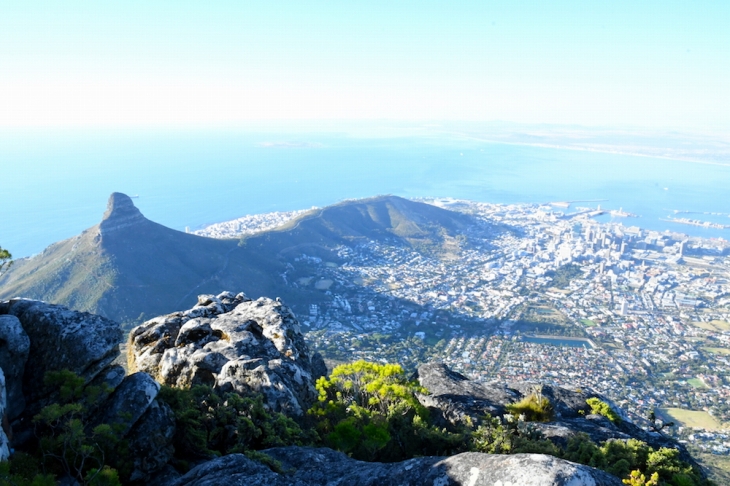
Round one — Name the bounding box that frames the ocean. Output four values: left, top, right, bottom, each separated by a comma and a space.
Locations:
3, 130, 730, 258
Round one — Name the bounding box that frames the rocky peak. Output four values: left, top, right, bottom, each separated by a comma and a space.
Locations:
127, 292, 327, 415
100, 192, 146, 235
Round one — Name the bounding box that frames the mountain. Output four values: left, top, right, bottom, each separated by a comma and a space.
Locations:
0, 193, 475, 323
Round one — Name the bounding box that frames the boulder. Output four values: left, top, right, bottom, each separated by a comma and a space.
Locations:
125, 398, 176, 482
415, 363, 520, 423
0, 314, 30, 419
93, 372, 160, 436
0, 368, 10, 461
0, 299, 122, 414
416, 362, 701, 469
128, 293, 326, 415
170, 447, 623, 486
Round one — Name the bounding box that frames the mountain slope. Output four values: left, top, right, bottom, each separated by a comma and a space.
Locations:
0, 193, 477, 323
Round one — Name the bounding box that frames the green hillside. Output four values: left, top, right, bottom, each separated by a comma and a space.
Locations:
0, 193, 476, 324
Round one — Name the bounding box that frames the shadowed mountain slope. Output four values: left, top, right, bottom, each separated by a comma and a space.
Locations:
0, 193, 476, 323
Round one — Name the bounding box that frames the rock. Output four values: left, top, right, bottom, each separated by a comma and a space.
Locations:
147, 465, 183, 486
125, 399, 176, 482
414, 363, 520, 423
0, 368, 10, 461
1, 299, 122, 415
93, 372, 160, 436
0, 314, 30, 419
128, 294, 326, 415
171, 447, 623, 486
416, 363, 701, 469
99, 192, 147, 236
170, 453, 295, 486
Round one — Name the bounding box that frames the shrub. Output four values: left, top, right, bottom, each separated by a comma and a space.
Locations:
623, 470, 660, 486
506, 387, 552, 422
31, 370, 122, 486
586, 397, 621, 423
309, 360, 466, 461
157, 384, 316, 463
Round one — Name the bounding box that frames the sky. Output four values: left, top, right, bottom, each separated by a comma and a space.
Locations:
1, 1, 728, 131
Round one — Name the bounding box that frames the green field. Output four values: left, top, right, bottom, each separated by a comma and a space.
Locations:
687, 378, 708, 389
704, 347, 730, 355
660, 408, 726, 431
314, 279, 334, 290
580, 319, 597, 327
693, 320, 730, 332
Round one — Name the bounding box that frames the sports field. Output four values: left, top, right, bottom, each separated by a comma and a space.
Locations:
660, 408, 726, 431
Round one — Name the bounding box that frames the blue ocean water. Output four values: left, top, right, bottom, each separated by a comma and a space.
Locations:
2, 130, 730, 258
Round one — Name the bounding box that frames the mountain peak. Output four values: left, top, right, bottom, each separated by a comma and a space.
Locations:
100, 192, 146, 235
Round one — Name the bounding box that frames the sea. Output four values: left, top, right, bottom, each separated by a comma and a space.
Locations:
2, 129, 730, 258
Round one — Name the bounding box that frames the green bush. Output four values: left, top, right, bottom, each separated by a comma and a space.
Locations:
157, 384, 316, 463
506, 388, 552, 422
31, 370, 122, 486
586, 397, 621, 423
309, 360, 467, 461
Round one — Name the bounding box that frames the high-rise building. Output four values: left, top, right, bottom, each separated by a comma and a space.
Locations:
619, 299, 628, 316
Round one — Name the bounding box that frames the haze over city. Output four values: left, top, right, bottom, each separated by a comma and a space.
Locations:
2, 3, 730, 484
2, 1, 728, 130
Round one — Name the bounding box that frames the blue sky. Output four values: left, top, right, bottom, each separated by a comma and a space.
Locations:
1, 1, 728, 130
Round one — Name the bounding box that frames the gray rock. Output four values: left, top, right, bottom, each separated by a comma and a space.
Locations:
0, 314, 30, 419
87, 372, 175, 481
1, 299, 122, 414
416, 362, 701, 470
93, 372, 160, 436
0, 368, 10, 461
147, 465, 182, 486
128, 294, 326, 415
415, 363, 520, 423
172, 447, 623, 486
125, 399, 176, 482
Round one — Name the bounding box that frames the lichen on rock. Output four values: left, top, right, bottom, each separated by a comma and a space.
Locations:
128, 292, 326, 415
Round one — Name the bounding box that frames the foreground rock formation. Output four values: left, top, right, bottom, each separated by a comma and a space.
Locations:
0, 295, 708, 484
168, 447, 622, 486
0, 369, 10, 461
0, 299, 175, 481
416, 362, 700, 467
127, 292, 326, 415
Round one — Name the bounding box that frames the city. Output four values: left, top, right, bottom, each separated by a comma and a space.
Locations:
198, 198, 730, 458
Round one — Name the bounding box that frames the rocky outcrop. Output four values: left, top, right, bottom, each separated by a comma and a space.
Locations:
0, 299, 175, 481
0, 369, 10, 461
170, 447, 623, 486
0, 314, 30, 419
126, 399, 176, 482
416, 363, 699, 467
0, 299, 123, 415
128, 292, 326, 415
99, 192, 147, 236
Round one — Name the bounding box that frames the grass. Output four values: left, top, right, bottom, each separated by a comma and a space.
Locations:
704, 347, 730, 355
506, 391, 553, 422
659, 408, 726, 431
692, 320, 730, 332
580, 319, 597, 327
314, 279, 334, 290
687, 378, 708, 389
694, 452, 730, 485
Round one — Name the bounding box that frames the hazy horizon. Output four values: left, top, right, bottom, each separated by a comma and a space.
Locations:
2, 1, 728, 131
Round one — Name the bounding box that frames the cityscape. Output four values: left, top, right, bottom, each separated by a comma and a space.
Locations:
199, 198, 730, 457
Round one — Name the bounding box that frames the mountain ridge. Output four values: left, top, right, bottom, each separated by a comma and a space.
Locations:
0, 193, 475, 323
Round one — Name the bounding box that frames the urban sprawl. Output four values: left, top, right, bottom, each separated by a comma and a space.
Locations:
198, 199, 730, 455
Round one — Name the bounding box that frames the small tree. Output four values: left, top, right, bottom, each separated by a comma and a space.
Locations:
32, 370, 121, 486
309, 360, 465, 461
0, 246, 11, 274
